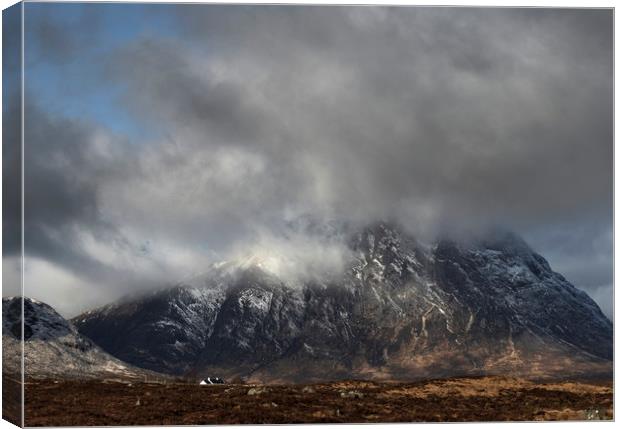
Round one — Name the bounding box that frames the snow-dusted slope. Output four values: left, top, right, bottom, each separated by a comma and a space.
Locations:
74, 286, 224, 374
2, 297, 157, 380
74, 223, 613, 382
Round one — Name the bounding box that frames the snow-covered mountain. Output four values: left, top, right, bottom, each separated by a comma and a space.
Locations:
2, 297, 160, 380
73, 223, 613, 382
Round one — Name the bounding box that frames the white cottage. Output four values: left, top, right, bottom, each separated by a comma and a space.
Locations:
199, 377, 225, 385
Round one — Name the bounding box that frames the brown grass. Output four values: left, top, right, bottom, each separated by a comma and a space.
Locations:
2, 374, 22, 426
8, 375, 613, 426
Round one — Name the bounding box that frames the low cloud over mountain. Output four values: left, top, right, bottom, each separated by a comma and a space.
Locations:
3, 5, 612, 318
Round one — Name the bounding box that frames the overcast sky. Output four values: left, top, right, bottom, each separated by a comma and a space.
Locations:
2, 5, 612, 319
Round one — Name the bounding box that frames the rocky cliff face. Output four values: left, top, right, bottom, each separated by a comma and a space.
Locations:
72, 287, 224, 375
73, 223, 613, 382
2, 297, 158, 381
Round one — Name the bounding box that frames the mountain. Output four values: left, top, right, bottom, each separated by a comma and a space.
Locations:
2, 297, 161, 381
71, 287, 224, 375
73, 223, 613, 383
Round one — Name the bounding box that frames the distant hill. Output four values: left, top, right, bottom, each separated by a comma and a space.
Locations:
2, 296, 162, 381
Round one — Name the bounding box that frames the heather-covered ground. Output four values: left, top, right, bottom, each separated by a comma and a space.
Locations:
8, 375, 612, 426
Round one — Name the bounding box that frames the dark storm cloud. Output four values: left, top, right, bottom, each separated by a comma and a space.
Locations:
15, 6, 612, 317
109, 39, 265, 145
112, 7, 612, 232
4, 94, 185, 312
3, 95, 21, 256
2, 96, 112, 257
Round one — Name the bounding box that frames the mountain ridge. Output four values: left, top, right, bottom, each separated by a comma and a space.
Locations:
72, 222, 612, 383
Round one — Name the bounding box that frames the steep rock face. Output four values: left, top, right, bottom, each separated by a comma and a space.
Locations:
74, 286, 224, 374
2, 297, 153, 380
197, 268, 306, 377
74, 223, 613, 383
431, 233, 612, 361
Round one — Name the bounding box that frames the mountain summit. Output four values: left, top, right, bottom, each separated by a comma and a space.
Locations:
73, 223, 612, 383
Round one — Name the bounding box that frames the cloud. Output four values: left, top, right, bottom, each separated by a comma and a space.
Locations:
25, 5, 103, 66
3, 94, 212, 312
109, 7, 612, 233
226, 228, 353, 286
11, 6, 612, 317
